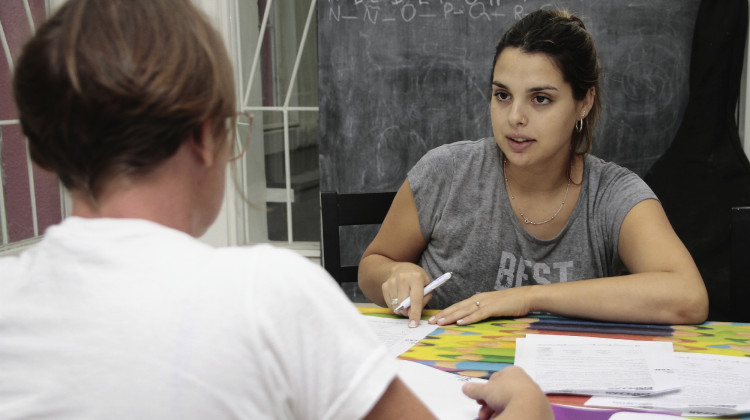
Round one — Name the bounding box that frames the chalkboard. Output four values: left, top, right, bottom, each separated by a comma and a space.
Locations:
318, 0, 702, 193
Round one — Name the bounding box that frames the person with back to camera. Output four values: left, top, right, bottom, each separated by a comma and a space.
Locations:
359, 9, 709, 328
0, 0, 552, 418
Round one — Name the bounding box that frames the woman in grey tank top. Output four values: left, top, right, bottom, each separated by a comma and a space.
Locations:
358, 9, 708, 329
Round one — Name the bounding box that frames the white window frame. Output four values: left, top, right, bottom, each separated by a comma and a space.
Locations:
200, 0, 321, 259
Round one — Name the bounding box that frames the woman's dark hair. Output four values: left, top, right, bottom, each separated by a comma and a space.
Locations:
13, 0, 236, 199
491, 9, 601, 163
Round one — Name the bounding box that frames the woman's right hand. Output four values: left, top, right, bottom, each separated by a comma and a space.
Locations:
358, 179, 430, 325
381, 263, 432, 327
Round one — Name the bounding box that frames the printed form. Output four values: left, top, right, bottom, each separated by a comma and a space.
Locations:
587, 352, 750, 417
514, 334, 680, 396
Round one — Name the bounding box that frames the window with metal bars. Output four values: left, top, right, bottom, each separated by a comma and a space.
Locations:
232, 0, 320, 254
0, 0, 64, 254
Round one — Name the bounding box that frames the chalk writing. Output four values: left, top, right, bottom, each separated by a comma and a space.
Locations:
319, 0, 699, 195
325, 0, 533, 23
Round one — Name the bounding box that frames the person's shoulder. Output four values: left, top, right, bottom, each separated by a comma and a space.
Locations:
209, 244, 311, 273
0, 254, 21, 283
419, 137, 494, 163
209, 244, 338, 292
211, 244, 358, 322
584, 155, 654, 201
585, 154, 641, 181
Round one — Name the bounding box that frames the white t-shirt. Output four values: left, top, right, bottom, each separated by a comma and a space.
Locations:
0, 217, 396, 419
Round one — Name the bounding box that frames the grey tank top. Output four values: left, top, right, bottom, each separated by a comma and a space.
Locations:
407, 138, 658, 309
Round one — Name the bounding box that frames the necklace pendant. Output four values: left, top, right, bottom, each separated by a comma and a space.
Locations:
503, 157, 572, 227
520, 211, 557, 226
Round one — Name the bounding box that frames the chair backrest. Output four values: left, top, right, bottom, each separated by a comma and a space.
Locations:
730, 206, 750, 322
320, 191, 397, 285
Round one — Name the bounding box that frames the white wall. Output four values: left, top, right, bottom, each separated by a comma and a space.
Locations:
193, 0, 239, 248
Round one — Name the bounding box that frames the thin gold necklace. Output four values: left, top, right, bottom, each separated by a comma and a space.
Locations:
503, 158, 571, 226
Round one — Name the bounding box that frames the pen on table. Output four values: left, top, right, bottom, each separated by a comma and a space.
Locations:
394, 272, 452, 313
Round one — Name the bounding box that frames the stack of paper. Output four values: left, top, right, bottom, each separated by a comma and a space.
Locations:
587, 352, 750, 417
515, 334, 750, 417
515, 334, 679, 396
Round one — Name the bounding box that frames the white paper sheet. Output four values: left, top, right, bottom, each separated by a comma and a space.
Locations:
587, 352, 750, 417
362, 315, 439, 358
397, 359, 486, 420
514, 334, 679, 396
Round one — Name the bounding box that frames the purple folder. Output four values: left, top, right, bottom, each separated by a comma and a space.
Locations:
552, 404, 682, 420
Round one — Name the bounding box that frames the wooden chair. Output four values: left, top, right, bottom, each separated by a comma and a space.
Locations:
320, 191, 396, 286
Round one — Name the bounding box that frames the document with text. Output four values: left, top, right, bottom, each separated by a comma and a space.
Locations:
587, 352, 750, 417
361, 315, 439, 358
514, 334, 680, 396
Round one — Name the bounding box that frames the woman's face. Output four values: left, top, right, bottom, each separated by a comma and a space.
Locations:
490, 47, 592, 170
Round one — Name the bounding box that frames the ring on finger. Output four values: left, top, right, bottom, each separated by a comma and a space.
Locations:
391, 297, 399, 307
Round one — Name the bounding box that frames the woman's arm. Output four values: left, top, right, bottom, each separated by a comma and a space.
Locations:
358, 180, 432, 326
431, 199, 709, 326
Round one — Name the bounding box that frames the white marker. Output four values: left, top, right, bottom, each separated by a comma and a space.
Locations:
394, 272, 452, 312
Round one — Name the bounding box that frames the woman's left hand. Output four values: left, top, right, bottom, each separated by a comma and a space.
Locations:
428, 286, 534, 326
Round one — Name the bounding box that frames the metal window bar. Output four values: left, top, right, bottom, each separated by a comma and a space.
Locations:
22, 0, 35, 34
0, 0, 45, 247
0, 15, 13, 245
22, 1, 39, 238
239, 0, 319, 245
0, 120, 13, 245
